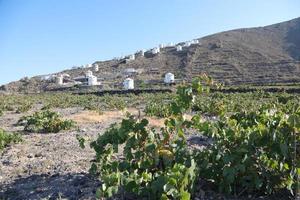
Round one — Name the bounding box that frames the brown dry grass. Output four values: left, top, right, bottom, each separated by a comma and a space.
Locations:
68, 110, 124, 124
67, 108, 167, 128
145, 117, 165, 128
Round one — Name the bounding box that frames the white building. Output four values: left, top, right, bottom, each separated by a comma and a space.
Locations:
164, 72, 175, 84
159, 44, 164, 48
176, 45, 182, 51
83, 70, 100, 86
87, 75, 99, 86
56, 75, 64, 85
125, 54, 135, 63
192, 39, 199, 44
152, 47, 160, 54
94, 64, 99, 72
123, 78, 134, 90
129, 54, 135, 60
140, 49, 145, 57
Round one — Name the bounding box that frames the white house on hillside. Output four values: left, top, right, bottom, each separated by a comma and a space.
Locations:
123, 78, 134, 90
176, 45, 182, 51
152, 47, 160, 54
164, 72, 175, 84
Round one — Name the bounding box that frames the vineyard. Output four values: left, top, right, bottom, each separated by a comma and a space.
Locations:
0, 77, 299, 199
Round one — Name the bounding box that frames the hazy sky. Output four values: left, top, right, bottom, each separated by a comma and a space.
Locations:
0, 0, 299, 85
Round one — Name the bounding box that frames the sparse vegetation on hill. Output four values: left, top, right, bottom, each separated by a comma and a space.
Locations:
2, 17, 300, 93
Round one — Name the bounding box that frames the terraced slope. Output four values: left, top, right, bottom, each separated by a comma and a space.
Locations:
2, 17, 300, 92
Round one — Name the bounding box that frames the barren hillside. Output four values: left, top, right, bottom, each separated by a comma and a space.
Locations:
2, 17, 300, 93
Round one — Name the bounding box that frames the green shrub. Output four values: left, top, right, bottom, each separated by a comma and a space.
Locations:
0, 129, 22, 151
277, 94, 294, 104
144, 101, 171, 118
19, 109, 75, 133
195, 107, 300, 195
192, 97, 225, 116
102, 95, 126, 110
89, 116, 197, 199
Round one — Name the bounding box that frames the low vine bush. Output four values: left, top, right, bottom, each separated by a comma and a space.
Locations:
144, 101, 172, 118
194, 107, 300, 195
18, 109, 75, 133
0, 129, 22, 151
81, 75, 299, 199
89, 116, 197, 199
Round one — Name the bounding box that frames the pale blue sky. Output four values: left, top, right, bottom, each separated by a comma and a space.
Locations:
0, 0, 299, 85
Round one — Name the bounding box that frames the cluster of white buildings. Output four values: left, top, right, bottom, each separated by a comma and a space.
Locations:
177, 39, 200, 51
52, 58, 178, 89
50, 63, 101, 87
85, 70, 100, 86
116, 39, 200, 61
53, 69, 175, 90
47, 38, 201, 90
122, 72, 175, 90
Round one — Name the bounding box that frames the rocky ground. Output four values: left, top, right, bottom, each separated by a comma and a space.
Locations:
0, 107, 143, 200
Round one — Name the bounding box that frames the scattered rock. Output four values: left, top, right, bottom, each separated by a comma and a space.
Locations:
0, 107, 117, 199
27, 154, 33, 158
2, 160, 10, 165
34, 152, 43, 157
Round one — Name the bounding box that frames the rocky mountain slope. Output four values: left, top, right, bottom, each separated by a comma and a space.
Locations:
2, 17, 300, 93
